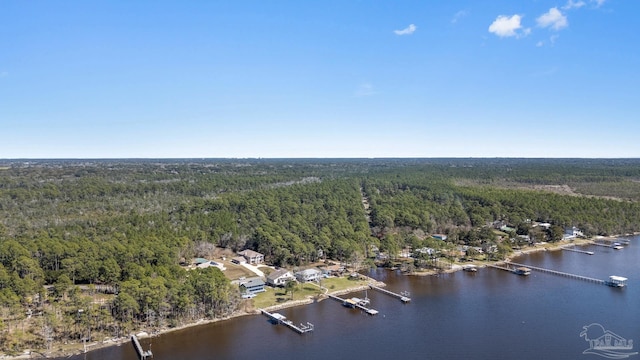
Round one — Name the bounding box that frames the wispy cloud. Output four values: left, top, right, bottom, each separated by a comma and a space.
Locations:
452, 10, 469, 24
592, 0, 606, 7
537, 8, 568, 30
394, 24, 416, 36
562, 0, 586, 10
355, 82, 376, 97
488, 15, 529, 38
536, 34, 560, 47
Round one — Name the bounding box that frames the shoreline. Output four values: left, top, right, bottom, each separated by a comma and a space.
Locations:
14, 235, 635, 359
38, 278, 385, 359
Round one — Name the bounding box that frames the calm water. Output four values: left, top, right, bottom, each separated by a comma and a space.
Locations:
70, 237, 639, 360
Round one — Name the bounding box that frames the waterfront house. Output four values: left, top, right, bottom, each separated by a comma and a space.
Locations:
563, 227, 584, 240
295, 268, 322, 283
238, 249, 264, 265
239, 277, 266, 294
266, 269, 296, 287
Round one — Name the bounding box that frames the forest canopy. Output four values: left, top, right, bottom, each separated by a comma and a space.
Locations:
1, 158, 640, 353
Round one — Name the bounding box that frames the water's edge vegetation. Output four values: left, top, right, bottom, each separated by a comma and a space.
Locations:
2, 158, 640, 357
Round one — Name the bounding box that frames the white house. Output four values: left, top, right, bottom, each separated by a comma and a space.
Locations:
563, 227, 583, 240
295, 268, 322, 283
266, 269, 295, 287
238, 249, 265, 265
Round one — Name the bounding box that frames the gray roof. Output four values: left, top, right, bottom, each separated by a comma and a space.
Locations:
267, 269, 293, 281
241, 277, 265, 287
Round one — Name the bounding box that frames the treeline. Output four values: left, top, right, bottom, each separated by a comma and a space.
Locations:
1, 158, 640, 354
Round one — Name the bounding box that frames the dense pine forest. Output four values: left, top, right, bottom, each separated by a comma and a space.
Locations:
1, 158, 640, 355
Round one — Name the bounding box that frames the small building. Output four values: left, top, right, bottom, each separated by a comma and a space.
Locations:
266, 269, 296, 287
239, 277, 266, 294
295, 268, 322, 283
432, 234, 448, 241
194, 258, 209, 265
231, 256, 246, 265
238, 249, 265, 265
605, 275, 627, 288
563, 227, 584, 240
197, 261, 226, 271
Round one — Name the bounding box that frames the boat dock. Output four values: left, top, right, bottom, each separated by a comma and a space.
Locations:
260, 309, 314, 334
505, 262, 605, 285
131, 335, 153, 359
561, 246, 594, 255
369, 284, 411, 303
327, 294, 379, 315
592, 242, 613, 248
486, 263, 513, 272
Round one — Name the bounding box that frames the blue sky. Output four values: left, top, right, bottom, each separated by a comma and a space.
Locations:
1, 0, 638, 158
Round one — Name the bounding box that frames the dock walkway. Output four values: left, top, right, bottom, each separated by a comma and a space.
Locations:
487, 263, 512, 272
327, 294, 379, 315
561, 246, 594, 255
369, 284, 411, 303
260, 309, 314, 334
131, 335, 153, 359
505, 261, 605, 285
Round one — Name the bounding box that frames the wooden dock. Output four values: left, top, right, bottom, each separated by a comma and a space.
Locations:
592, 242, 613, 248
260, 309, 314, 334
131, 335, 153, 359
561, 246, 594, 255
487, 263, 513, 272
505, 262, 605, 285
369, 284, 411, 303
327, 294, 379, 315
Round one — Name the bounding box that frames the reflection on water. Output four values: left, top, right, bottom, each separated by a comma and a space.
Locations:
68, 237, 639, 360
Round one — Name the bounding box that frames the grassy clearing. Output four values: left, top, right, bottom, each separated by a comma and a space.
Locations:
221, 262, 255, 280
250, 276, 371, 309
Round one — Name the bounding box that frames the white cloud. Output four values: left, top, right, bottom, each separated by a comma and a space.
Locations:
452, 10, 469, 24
488, 15, 526, 38
593, 0, 606, 7
537, 8, 568, 30
562, 0, 586, 10
355, 83, 376, 97
536, 41, 544, 47
394, 24, 416, 36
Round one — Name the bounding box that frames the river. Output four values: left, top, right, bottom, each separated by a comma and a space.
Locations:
68, 236, 639, 360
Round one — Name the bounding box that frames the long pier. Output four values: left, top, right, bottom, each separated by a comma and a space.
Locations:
505, 261, 605, 285
561, 246, 594, 255
487, 263, 513, 272
260, 309, 314, 334
327, 294, 379, 315
598, 238, 630, 245
369, 284, 411, 303
131, 335, 153, 359
592, 242, 613, 248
